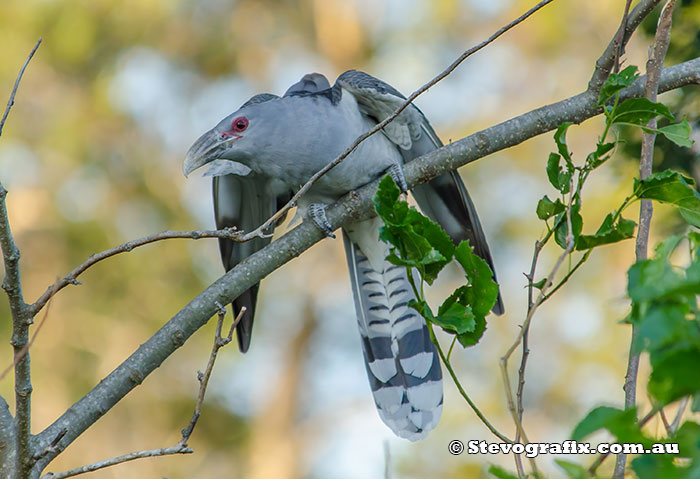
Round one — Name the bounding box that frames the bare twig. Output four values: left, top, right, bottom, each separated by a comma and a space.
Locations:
513, 239, 543, 476
30, 228, 241, 316
178, 303, 243, 445
0, 38, 42, 137
239, 0, 557, 241
40, 305, 244, 479
39, 446, 194, 479
0, 298, 52, 381
612, 0, 634, 75
0, 38, 42, 479
614, 2, 676, 477
670, 397, 689, 434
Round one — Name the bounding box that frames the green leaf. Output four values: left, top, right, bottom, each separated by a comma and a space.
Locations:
554, 204, 583, 249
536, 195, 565, 220
692, 393, 700, 413
454, 241, 499, 318
487, 465, 519, 479
631, 454, 684, 479
634, 170, 700, 227
374, 174, 402, 221
598, 65, 639, 105
648, 347, 700, 403
554, 122, 573, 162
575, 214, 635, 250
611, 97, 675, 126
546, 152, 572, 194
585, 141, 615, 169
555, 459, 590, 479
571, 406, 646, 444
374, 175, 455, 283
421, 288, 476, 335
532, 278, 547, 290
658, 119, 694, 148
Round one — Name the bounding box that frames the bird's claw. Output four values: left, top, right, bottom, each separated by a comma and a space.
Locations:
309, 204, 336, 238
387, 163, 408, 192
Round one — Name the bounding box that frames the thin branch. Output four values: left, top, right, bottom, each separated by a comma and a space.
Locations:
0, 38, 42, 479
614, 2, 675, 477
39, 305, 244, 479
239, 0, 557, 241
513, 239, 543, 477
178, 303, 243, 446
31, 54, 700, 476
612, 0, 634, 75
29, 228, 242, 316
670, 397, 689, 434
39, 446, 194, 479
0, 298, 52, 381
589, 0, 663, 93
432, 327, 512, 443
0, 38, 42, 137
502, 177, 576, 477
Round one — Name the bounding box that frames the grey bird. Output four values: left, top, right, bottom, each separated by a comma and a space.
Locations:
184, 70, 503, 440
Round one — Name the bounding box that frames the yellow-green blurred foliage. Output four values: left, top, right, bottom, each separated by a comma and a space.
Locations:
0, 0, 698, 478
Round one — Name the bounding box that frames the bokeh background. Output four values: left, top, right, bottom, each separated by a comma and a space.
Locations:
1, 0, 699, 477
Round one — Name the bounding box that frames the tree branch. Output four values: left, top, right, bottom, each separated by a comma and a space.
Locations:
30, 54, 700, 478
614, 2, 676, 477
0, 37, 42, 479
0, 38, 42, 137
29, 228, 242, 316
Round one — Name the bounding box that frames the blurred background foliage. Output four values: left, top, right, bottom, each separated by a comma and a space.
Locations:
0, 0, 698, 478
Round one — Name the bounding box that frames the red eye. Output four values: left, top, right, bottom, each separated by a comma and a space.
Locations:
232, 117, 248, 132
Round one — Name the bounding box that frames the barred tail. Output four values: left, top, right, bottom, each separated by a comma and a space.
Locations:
343, 229, 443, 441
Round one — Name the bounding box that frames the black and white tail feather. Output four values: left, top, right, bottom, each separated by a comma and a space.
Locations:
343, 228, 442, 441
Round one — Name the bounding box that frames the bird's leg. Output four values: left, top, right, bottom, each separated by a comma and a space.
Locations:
386, 163, 408, 192
309, 203, 336, 239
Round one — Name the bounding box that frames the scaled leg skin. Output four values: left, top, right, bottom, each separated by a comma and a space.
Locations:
387, 163, 408, 192
309, 203, 336, 238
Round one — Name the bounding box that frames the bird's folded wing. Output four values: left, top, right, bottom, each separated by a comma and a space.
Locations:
213, 173, 291, 352
336, 69, 504, 314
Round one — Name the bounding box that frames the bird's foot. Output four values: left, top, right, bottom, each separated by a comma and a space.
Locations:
309, 203, 336, 238
386, 163, 408, 192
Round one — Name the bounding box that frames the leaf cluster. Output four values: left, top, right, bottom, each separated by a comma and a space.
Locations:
373, 175, 499, 348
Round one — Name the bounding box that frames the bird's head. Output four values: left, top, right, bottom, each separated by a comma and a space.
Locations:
183, 94, 280, 177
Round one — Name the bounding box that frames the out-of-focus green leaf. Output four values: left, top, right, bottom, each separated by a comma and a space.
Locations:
555, 459, 590, 479
575, 213, 635, 250
488, 465, 519, 479
634, 170, 700, 227
571, 406, 647, 444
